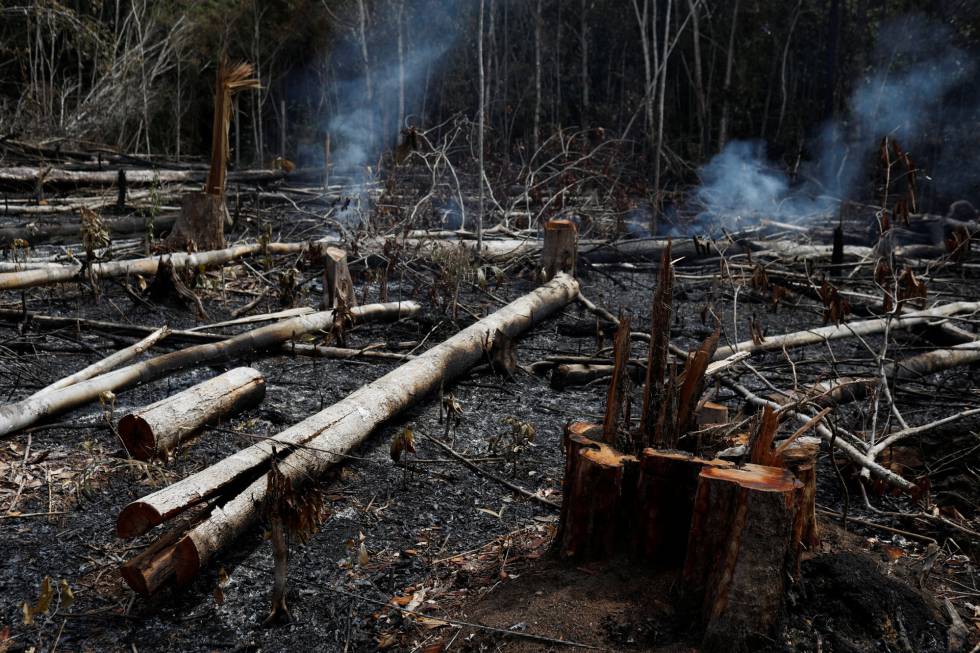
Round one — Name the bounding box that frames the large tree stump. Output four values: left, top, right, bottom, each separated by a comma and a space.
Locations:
167, 191, 228, 251
682, 464, 804, 651
541, 219, 578, 280
555, 422, 638, 561
322, 246, 356, 309
634, 449, 731, 565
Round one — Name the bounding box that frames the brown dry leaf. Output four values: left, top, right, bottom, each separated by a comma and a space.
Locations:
35, 576, 54, 615
57, 579, 74, 610
377, 633, 400, 649
416, 616, 449, 629
358, 542, 370, 567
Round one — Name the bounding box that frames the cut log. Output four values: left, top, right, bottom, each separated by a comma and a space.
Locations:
0, 241, 313, 291
322, 247, 356, 309
682, 464, 803, 651
549, 362, 642, 389
541, 219, 578, 279
713, 300, 980, 361
117, 274, 578, 573
0, 212, 178, 248
167, 191, 228, 251
0, 301, 418, 438
0, 166, 286, 191
31, 326, 170, 398
119, 367, 266, 461
119, 508, 209, 596
634, 449, 732, 565
554, 423, 638, 561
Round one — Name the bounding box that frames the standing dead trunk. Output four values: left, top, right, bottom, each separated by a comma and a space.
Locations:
119, 367, 266, 461
717, 0, 741, 151
168, 61, 258, 251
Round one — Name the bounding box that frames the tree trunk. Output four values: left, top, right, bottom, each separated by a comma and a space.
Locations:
554, 424, 638, 561
0, 302, 418, 438
32, 326, 170, 397
541, 219, 578, 279
683, 464, 803, 651
119, 367, 266, 461
717, 0, 741, 151
117, 274, 579, 569
0, 241, 310, 291
168, 191, 228, 251
321, 247, 357, 309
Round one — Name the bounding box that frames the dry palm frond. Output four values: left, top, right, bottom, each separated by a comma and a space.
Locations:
205, 60, 260, 196
80, 206, 109, 260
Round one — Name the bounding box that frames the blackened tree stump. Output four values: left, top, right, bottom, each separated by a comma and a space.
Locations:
682, 464, 804, 651
634, 449, 731, 565
555, 423, 638, 561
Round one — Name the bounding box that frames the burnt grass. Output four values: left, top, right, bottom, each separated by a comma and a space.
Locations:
1, 208, 977, 652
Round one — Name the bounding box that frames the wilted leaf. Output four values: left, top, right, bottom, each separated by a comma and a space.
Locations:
358, 542, 369, 567
58, 579, 74, 610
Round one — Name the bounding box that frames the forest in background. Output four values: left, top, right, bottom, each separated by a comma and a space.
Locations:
1, 0, 979, 214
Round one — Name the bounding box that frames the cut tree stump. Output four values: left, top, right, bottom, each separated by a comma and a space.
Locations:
119, 367, 266, 461
780, 436, 820, 550
555, 423, 638, 561
696, 401, 729, 427
168, 191, 228, 251
634, 449, 731, 565
322, 246, 356, 309
541, 219, 578, 280
682, 464, 804, 651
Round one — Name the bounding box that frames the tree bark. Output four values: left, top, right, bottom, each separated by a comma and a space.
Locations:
116, 274, 579, 570
0, 166, 284, 190
0, 301, 419, 438
321, 247, 357, 309
540, 219, 578, 279
167, 191, 228, 251
31, 326, 170, 398
713, 300, 980, 361
119, 367, 266, 461
683, 464, 803, 651
0, 241, 311, 291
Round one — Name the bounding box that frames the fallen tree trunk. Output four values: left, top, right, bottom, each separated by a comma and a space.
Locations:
0, 241, 313, 291
713, 301, 980, 361
118, 274, 579, 590
119, 367, 266, 461
0, 166, 286, 190
0, 212, 178, 247
32, 326, 170, 397
0, 301, 418, 438
0, 310, 225, 343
